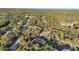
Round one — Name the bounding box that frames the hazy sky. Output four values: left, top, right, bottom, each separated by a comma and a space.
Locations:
0, 0, 79, 8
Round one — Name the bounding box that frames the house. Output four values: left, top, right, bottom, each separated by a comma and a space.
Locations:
5, 31, 12, 36
40, 28, 57, 37
24, 15, 29, 20
32, 36, 48, 45
42, 16, 47, 24
61, 21, 78, 28
28, 25, 43, 33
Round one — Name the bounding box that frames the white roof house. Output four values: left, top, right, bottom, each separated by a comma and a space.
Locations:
61, 21, 78, 28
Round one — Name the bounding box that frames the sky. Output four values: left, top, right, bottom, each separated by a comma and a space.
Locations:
0, 0, 79, 8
